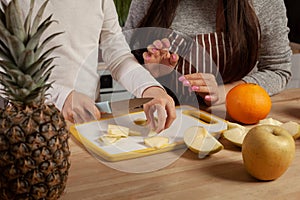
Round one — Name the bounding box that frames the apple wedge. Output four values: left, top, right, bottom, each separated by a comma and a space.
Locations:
258, 118, 283, 126
223, 127, 250, 147
280, 121, 300, 140
183, 126, 223, 157
144, 136, 169, 149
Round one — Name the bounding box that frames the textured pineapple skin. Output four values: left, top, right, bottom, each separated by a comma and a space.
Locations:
0, 104, 70, 200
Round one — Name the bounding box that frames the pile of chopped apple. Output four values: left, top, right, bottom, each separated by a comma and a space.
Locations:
98, 124, 141, 145
222, 118, 300, 147
98, 123, 169, 149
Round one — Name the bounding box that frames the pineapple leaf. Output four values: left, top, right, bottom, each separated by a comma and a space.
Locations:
31, 58, 55, 81
26, 15, 55, 51
0, 19, 11, 46
27, 44, 59, 76
0, 1, 8, 13
6, 68, 25, 81
37, 44, 61, 61
0, 71, 14, 84
34, 31, 63, 58
0, 73, 18, 91
18, 88, 31, 97
6, 34, 25, 64
0, 60, 18, 71
7, 0, 26, 42
4, 0, 12, 33
35, 65, 55, 84
26, 57, 46, 76
24, 0, 34, 39
31, 0, 49, 36
34, 66, 55, 88
0, 4, 5, 26
17, 49, 35, 72
0, 42, 11, 61
0, 0, 61, 106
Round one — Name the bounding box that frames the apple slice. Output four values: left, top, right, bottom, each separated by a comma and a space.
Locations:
280, 121, 300, 140
128, 130, 142, 136
98, 135, 119, 145
144, 136, 169, 149
107, 124, 129, 138
223, 127, 250, 147
227, 121, 247, 130
147, 130, 157, 137
258, 118, 283, 126
133, 118, 148, 126
133, 117, 158, 126
184, 126, 223, 157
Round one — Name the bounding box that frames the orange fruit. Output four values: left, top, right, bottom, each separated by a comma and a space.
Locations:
225, 83, 272, 124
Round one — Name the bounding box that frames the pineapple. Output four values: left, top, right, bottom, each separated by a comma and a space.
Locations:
0, 0, 70, 199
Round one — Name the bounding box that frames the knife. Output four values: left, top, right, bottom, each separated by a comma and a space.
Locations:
95, 98, 153, 114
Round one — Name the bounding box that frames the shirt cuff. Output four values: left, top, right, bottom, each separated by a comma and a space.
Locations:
46, 84, 73, 111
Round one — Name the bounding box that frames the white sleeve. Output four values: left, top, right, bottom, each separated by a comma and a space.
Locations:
99, 0, 162, 97
46, 83, 73, 111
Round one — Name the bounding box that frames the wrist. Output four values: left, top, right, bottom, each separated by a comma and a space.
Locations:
142, 86, 166, 97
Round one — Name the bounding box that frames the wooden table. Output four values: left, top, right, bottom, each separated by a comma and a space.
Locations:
61, 88, 300, 200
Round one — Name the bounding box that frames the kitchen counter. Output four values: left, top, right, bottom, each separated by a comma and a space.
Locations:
61, 88, 300, 200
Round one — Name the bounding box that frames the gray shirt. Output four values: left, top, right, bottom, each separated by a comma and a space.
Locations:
124, 0, 292, 96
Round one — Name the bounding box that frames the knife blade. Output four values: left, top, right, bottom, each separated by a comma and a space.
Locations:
95, 98, 153, 114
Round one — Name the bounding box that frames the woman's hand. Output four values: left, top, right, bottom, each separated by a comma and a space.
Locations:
179, 73, 220, 106
62, 91, 101, 124
142, 86, 176, 133
143, 38, 179, 78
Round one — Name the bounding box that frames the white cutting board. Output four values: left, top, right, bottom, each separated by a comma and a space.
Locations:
70, 105, 227, 161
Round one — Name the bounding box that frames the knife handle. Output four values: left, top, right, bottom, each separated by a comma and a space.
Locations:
95, 101, 112, 113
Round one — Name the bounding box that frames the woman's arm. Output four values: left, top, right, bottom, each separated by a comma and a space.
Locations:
242, 0, 292, 96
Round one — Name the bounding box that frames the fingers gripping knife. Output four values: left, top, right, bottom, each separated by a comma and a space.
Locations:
95, 98, 153, 115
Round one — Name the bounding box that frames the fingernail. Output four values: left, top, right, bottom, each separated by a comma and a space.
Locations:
205, 95, 212, 101
145, 55, 151, 61
152, 48, 157, 53
154, 41, 162, 48
178, 76, 186, 82
172, 54, 177, 60
183, 80, 190, 86
192, 86, 200, 91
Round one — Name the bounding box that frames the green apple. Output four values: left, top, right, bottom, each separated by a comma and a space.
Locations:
242, 125, 295, 181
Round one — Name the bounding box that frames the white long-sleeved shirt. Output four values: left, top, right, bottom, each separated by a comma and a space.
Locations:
6, 0, 161, 110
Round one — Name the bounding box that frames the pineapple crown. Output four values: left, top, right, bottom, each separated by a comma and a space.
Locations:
0, 0, 62, 107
